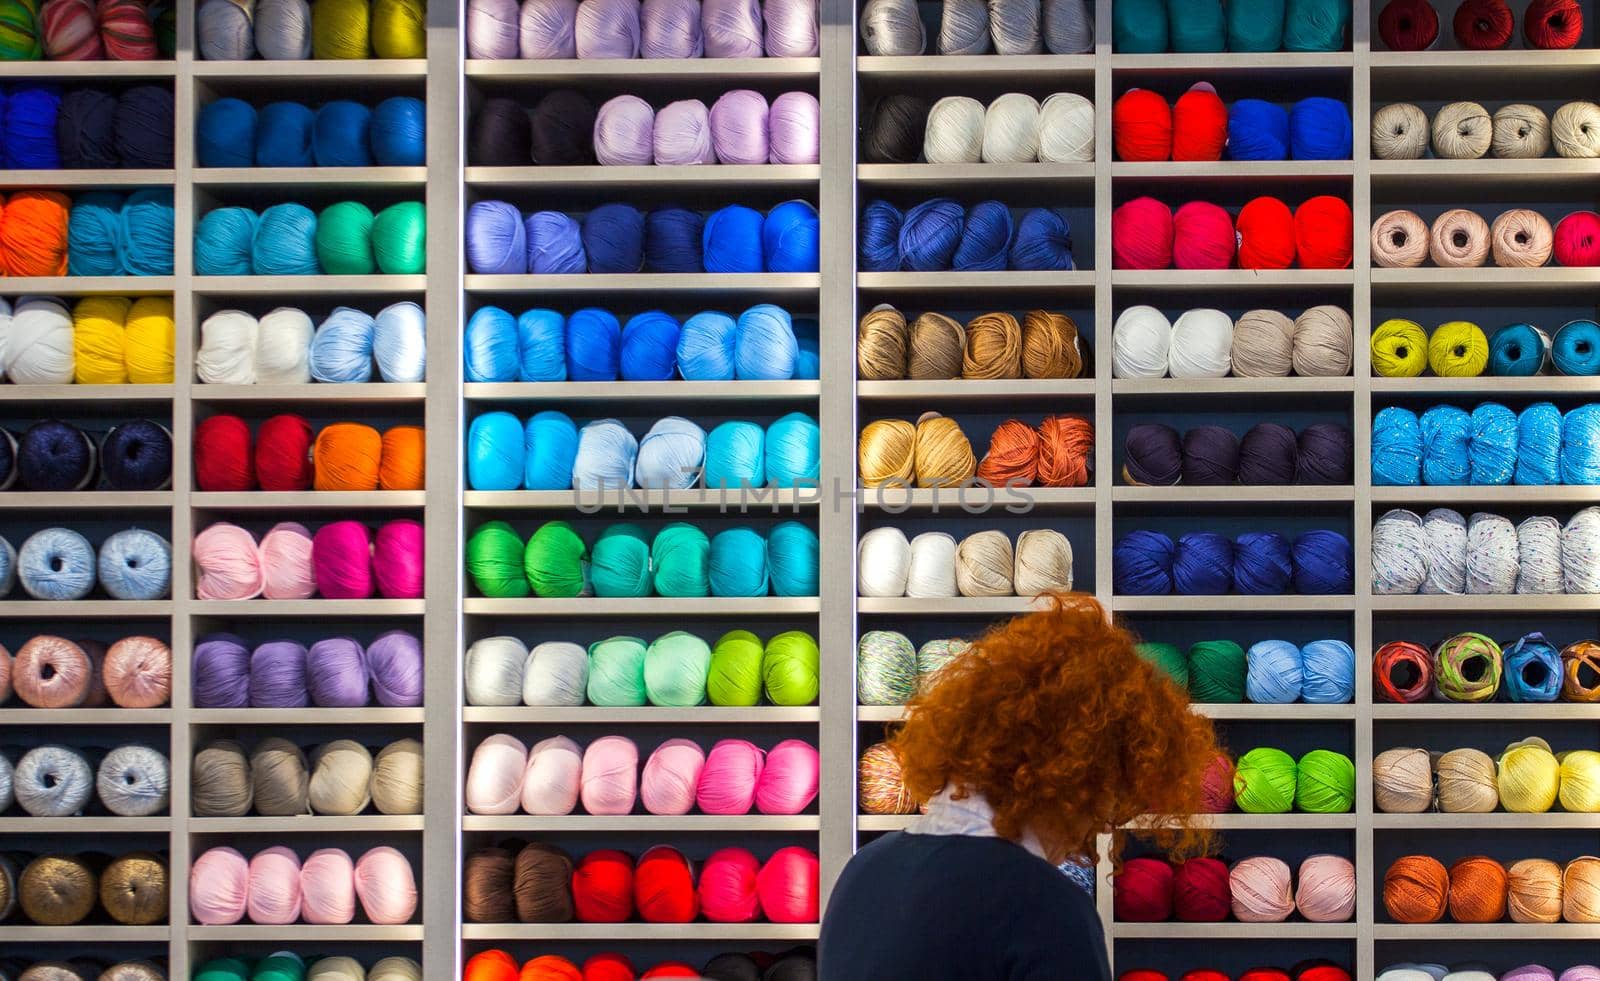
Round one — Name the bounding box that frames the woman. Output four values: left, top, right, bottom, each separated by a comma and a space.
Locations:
820, 594, 1218, 980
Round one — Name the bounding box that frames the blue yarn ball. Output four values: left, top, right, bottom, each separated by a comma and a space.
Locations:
524, 411, 580, 490
255, 101, 316, 168
1419, 405, 1471, 485
463, 305, 520, 382
101, 419, 173, 491
374, 300, 426, 383
3, 84, 60, 169
1553, 319, 1600, 376
466, 200, 527, 275
1233, 531, 1293, 594
1516, 402, 1563, 485
705, 420, 766, 489
620, 311, 682, 381
767, 520, 819, 596
1172, 532, 1234, 595
1246, 639, 1303, 703
1301, 639, 1355, 703
517, 309, 566, 381
735, 304, 797, 380
677, 311, 738, 380
97, 528, 171, 601
197, 98, 258, 167
309, 307, 377, 382
1468, 401, 1518, 485
0, 535, 14, 597
793, 318, 819, 380
68, 192, 128, 277
312, 100, 373, 166
703, 205, 766, 273
17, 528, 96, 601
370, 96, 426, 166
859, 199, 903, 272
709, 527, 769, 597
16, 421, 94, 491
572, 418, 638, 491
1371, 406, 1422, 486
635, 416, 705, 489
953, 201, 1014, 272
1561, 404, 1600, 485
119, 188, 175, 276
251, 202, 320, 275
582, 203, 646, 274
1291, 530, 1352, 594
467, 411, 527, 490
525, 210, 587, 274
1287, 97, 1351, 160
645, 206, 705, 272
1488, 323, 1549, 376
1009, 208, 1074, 271
1113, 530, 1175, 595
565, 307, 622, 381
898, 198, 965, 271
762, 200, 820, 272
1227, 99, 1289, 160
193, 206, 259, 277
1503, 632, 1563, 702
766, 411, 820, 487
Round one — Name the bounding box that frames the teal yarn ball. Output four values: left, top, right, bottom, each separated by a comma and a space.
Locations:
1227, 0, 1286, 49
651, 522, 710, 597
767, 520, 818, 596
587, 635, 648, 705
705, 420, 766, 489
709, 526, 769, 597
1170, 0, 1225, 51
373, 200, 426, 274
69, 191, 127, 276
766, 411, 821, 487
252, 202, 320, 275
590, 524, 652, 597
1115, 0, 1168, 51
194, 206, 258, 276
315, 200, 377, 275
644, 630, 711, 706
119, 188, 175, 275
1283, 0, 1348, 51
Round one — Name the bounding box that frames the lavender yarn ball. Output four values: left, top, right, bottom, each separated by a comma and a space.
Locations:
710, 89, 770, 164
307, 637, 370, 707
703, 0, 764, 56
466, 0, 520, 57
193, 634, 252, 709
526, 211, 589, 274
249, 640, 310, 708
768, 91, 820, 164
576, 0, 642, 58
367, 629, 424, 707
594, 95, 656, 166
640, 0, 703, 56
654, 99, 716, 165
763, 0, 818, 55
520, 0, 578, 57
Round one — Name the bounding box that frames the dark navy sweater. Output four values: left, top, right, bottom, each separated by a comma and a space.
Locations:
818, 832, 1111, 981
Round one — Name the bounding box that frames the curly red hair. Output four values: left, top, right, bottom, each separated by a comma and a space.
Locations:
889, 592, 1218, 865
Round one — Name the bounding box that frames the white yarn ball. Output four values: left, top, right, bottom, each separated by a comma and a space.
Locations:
464, 636, 527, 706
594, 95, 656, 167
859, 0, 925, 55
982, 93, 1042, 163
939, 0, 990, 53
763, 0, 818, 55
1038, 92, 1095, 162
1561, 506, 1600, 593
1515, 515, 1564, 594
653, 99, 716, 167
521, 735, 583, 815
196, 309, 260, 385
905, 532, 958, 598
857, 526, 911, 597
523, 641, 590, 706
464, 733, 527, 815
1420, 507, 1467, 594
1167, 308, 1233, 378
0, 296, 11, 381
254, 306, 314, 384
1551, 101, 1600, 158
1465, 512, 1519, 594
1372, 508, 1428, 594
924, 96, 986, 164
7, 297, 75, 385
1111, 305, 1171, 378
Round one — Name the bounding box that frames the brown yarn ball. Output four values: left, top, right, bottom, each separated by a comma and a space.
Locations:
1447, 855, 1508, 922
962, 312, 1022, 379
463, 846, 515, 923
0, 853, 18, 920
100, 852, 168, 925
858, 418, 916, 488
514, 842, 575, 923
859, 741, 916, 815
19, 855, 98, 925
857, 305, 908, 380
913, 412, 976, 488
1565, 855, 1600, 923
76, 640, 109, 708
1437, 748, 1499, 813
101, 636, 172, 709
1373, 747, 1434, 813
191, 739, 253, 817
908, 312, 965, 379
1383, 854, 1450, 923
1507, 857, 1563, 923
250, 737, 309, 816
98, 961, 166, 981
1020, 311, 1084, 378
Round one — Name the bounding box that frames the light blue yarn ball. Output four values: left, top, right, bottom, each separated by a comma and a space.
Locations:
467, 411, 527, 491
374, 301, 427, 383
677, 310, 739, 380
194, 206, 259, 276
767, 520, 819, 596
525, 411, 580, 491
14, 745, 93, 816
0, 535, 15, 597
765, 412, 820, 487
0, 754, 12, 813
635, 416, 707, 490
97, 528, 172, 601
793, 317, 820, 380
709, 526, 770, 597
705, 420, 766, 489
1560, 404, 1600, 485
18, 527, 97, 601
517, 309, 566, 382
1301, 639, 1355, 703
251, 202, 321, 276
1468, 402, 1518, 486
97, 744, 170, 817
1245, 639, 1304, 703
572, 418, 639, 491
310, 307, 377, 382
1515, 402, 1563, 486
464, 305, 520, 383
735, 304, 798, 380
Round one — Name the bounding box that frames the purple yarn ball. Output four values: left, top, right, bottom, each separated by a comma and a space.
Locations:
521, 0, 578, 57
525, 211, 589, 274
576, 0, 642, 58
763, 0, 818, 55
466, 0, 520, 58
710, 89, 770, 164
768, 91, 820, 164
654, 99, 716, 165
367, 629, 424, 707
466, 200, 528, 275
1503, 969, 1557, 981
1559, 970, 1600, 981
193, 634, 252, 708
702, 0, 764, 56
249, 640, 310, 708
594, 95, 656, 166
308, 636, 370, 707
640, 0, 703, 57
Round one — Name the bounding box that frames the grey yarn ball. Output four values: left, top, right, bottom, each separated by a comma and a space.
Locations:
860, 0, 926, 54
939, 0, 990, 53
254, 0, 313, 59
0, 753, 12, 813
96, 745, 171, 817
13, 745, 94, 817
1043, 0, 1093, 52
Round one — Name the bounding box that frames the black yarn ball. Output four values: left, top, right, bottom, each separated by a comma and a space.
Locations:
862, 94, 930, 163
471, 97, 532, 166
530, 89, 597, 165
763, 948, 817, 981
702, 953, 762, 981
1238, 422, 1299, 485
1123, 423, 1182, 485
1181, 424, 1241, 485
114, 86, 175, 169
56, 89, 120, 169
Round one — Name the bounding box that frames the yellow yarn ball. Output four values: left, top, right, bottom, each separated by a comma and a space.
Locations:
312, 0, 370, 58
1428, 320, 1489, 377
1371, 318, 1429, 377
370, 0, 424, 57
1559, 749, 1600, 813
124, 296, 175, 384
1498, 737, 1561, 813
72, 295, 130, 385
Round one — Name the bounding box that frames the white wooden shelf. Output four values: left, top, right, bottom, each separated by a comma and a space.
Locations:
0, 708, 172, 726
193, 167, 428, 188
463, 273, 821, 294
461, 923, 819, 941
467, 165, 820, 188
0, 817, 170, 833
189, 707, 425, 725
0, 169, 174, 188
188, 599, 426, 616
1112, 486, 1355, 504
1113, 377, 1357, 395
190, 383, 427, 403
189, 815, 425, 833
192, 59, 428, 79
1113, 922, 1360, 939
0, 276, 174, 294
856, 54, 1094, 80
187, 924, 425, 941
0, 491, 173, 509
857, 379, 1097, 400
858, 486, 1095, 510
0, 384, 174, 402
463, 489, 819, 510
1370, 486, 1600, 505
192, 275, 427, 295
1370, 594, 1600, 612
191, 491, 428, 510
1111, 595, 1358, 612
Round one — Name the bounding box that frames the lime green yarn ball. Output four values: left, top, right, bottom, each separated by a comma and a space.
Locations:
466, 520, 529, 598
254, 953, 307, 981
314, 201, 377, 275
707, 629, 765, 706
645, 630, 711, 706
1233, 747, 1298, 813
195, 959, 251, 981
1137, 642, 1189, 690
652, 522, 710, 597
764, 630, 819, 706
312, 0, 370, 58
1296, 749, 1355, 813
591, 524, 652, 597
373, 201, 426, 274
0, 0, 41, 60
524, 520, 588, 598
587, 636, 648, 706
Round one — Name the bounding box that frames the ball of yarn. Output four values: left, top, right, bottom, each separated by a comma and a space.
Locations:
1448, 855, 1508, 923
1435, 631, 1503, 701
1293, 195, 1353, 269
19, 854, 97, 927
1499, 737, 1561, 811
1227, 98, 1289, 159
1433, 101, 1492, 159
1526, 0, 1584, 48
1297, 854, 1356, 922
1233, 746, 1297, 813
1172, 204, 1235, 271
1112, 197, 1173, 270
1385, 855, 1450, 922
1290, 97, 1351, 160
1171, 857, 1229, 922
1438, 747, 1499, 812
763, 630, 818, 705
1374, 746, 1434, 812
15, 745, 93, 816
1555, 211, 1600, 267
1115, 857, 1174, 922
1508, 858, 1564, 923
1230, 856, 1294, 922
1372, 103, 1429, 160
1114, 89, 1172, 162
1296, 748, 1355, 813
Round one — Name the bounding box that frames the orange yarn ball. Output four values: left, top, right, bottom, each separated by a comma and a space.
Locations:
313, 422, 384, 491
976, 419, 1040, 488
1384, 855, 1450, 923
1036, 415, 1094, 488
1448, 856, 1508, 923
0, 190, 71, 277
379, 425, 426, 491
464, 951, 519, 981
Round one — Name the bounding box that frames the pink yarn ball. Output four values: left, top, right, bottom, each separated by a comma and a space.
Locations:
0, 644, 11, 705
575, 0, 642, 58
697, 738, 765, 815
520, 0, 578, 57
312, 520, 374, 599
354, 846, 417, 924
259, 521, 316, 600
522, 734, 583, 815
40, 0, 105, 60
1172, 201, 1237, 270
756, 846, 819, 922
640, 737, 705, 815
1503, 967, 1557, 981
373, 519, 424, 599
581, 734, 640, 815
466, 0, 520, 57
1112, 197, 1175, 269
1200, 752, 1235, 813
754, 738, 819, 815
1229, 855, 1295, 922
1554, 211, 1600, 267
246, 845, 303, 925
698, 846, 761, 922
466, 732, 528, 815
193, 523, 264, 601
768, 91, 820, 164
709, 89, 770, 165
1295, 854, 1356, 922
102, 635, 172, 708
300, 847, 357, 924
1559, 969, 1600, 981
189, 846, 250, 925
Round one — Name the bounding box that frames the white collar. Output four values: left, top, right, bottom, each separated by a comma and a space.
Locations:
907, 786, 1049, 862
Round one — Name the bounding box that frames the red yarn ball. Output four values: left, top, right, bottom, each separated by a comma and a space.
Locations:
1296, 965, 1353, 981
1235, 197, 1297, 269
254, 414, 314, 491
1172, 201, 1236, 270
1182, 973, 1233, 981
634, 845, 697, 923
1378, 0, 1440, 48
1173, 857, 1232, 922
1172, 83, 1228, 162
1114, 857, 1175, 922
1238, 971, 1292, 981
520, 957, 582, 981
699, 847, 761, 922
465, 951, 518, 981
1202, 751, 1236, 813
756, 846, 819, 923
1112, 197, 1175, 270
582, 954, 637, 981
195, 414, 256, 491
572, 850, 634, 923
1454, 0, 1514, 48
1525, 0, 1583, 47
1119, 973, 1170, 981
1554, 211, 1600, 267
1293, 196, 1353, 269
40, 0, 104, 59
96, 0, 156, 59
639, 964, 700, 979
1114, 89, 1174, 162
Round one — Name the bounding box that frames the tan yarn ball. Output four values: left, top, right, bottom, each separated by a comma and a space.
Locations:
955, 530, 1014, 597
251, 737, 311, 816
368, 957, 424, 981
858, 418, 917, 488
858, 741, 917, 815
1231, 310, 1295, 377
1291, 306, 1353, 377
913, 412, 976, 488
1489, 208, 1554, 268
371, 738, 424, 815
1371, 209, 1430, 268
19, 855, 97, 925
308, 957, 367, 981
1013, 529, 1073, 596
99, 852, 167, 925
98, 961, 167, 981
1491, 104, 1551, 158
191, 739, 253, 817
1373, 747, 1433, 813
1565, 856, 1600, 923
1436, 748, 1499, 813
857, 305, 908, 380
1551, 101, 1600, 158
1020, 310, 1083, 379
1429, 209, 1491, 267
1507, 858, 1563, 923
908, 312, 965, 379
962, 312, 1022, 379
1372, 102, 1428, 160
1431, 101, 1492, 159
309, 739, 374, 816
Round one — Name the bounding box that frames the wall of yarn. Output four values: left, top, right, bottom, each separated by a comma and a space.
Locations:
192, 628, 424, 707
857, 0, 1093, 55
191, 734, 422, 816
0, 741, 168, 817
195, 301, 427, 385
196, 954, 423, 981
460, 840, 819, 923
464, 948, 817, 981
465, 302, 816, 382
859, 411, 1093, 488
1113, 194, 1354, 270
857, 304, 1089, 380
463, 628, 821, 707
0, 295, 175, 385
0, 850, 169, 925
1371, 206, 1599, 269
1376, 0, 1589, 50
0, 0, 172, 61
859, 90, 1095, 164
1372, 319, 1600, 378
1375, 737, 1600, 813
465, 199, 819, 274
1371, 507, 1600, 595
1373, 631, 1599, 702
1114, 84, 1352, 162
194, 200, 427, 276
464, 731, 818, 816
0, 632, 171, 710
195, 413, 424, 492
856, 629, 967, 704
466, 0, 819, 59
1372, 401, 1598, 484
1382, 854, 1599, 924
197, 94, 427, 168
1371, 100, 1600, 161
1112, 305, 1354, 379
1115, 852, 1357, 922
1113, 0, 1351, 51
0, 189, 173, 277
1118, 965, 1354, 981
0, 524, 171, 601
1114, 525, 1355, 596
0, 82, 172, 169
192, 519, 424, 600
1136, 637, 1357, 704
857, 524, 1080, 597
0, 417, 171, 490
189, 843, 418, 925
196, 0, 427, 60
1378, 966, 1600, 981
470, 88, 820, 167
467, 517, 819, 598
1120, 420, 1355, 486
859, 197, 1079, 272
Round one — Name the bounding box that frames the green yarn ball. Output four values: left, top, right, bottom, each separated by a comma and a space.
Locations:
372, 200, 426, 274
1188, 639, 1247, 703
314, 201, 377, 275
652, 522, 710, 597
152, 0, 176, 55
591, 524, 652, 597
644, 630, 711, 706
916, 638, 968, 691
466, 520, 529, 598
587, 636, 647, 705
524, 520, 588, 598
254, 953, 307, 981
709, 526, 769, 597
764, 630, 819, 706
194, 960, 251, 981
1233, 747, 1298, 813
0, 0, 41, 60
707, 629, 765, 706
1137, 642, 1189, 690
1296, 749, 1355, 813
858, 630, 917, 706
